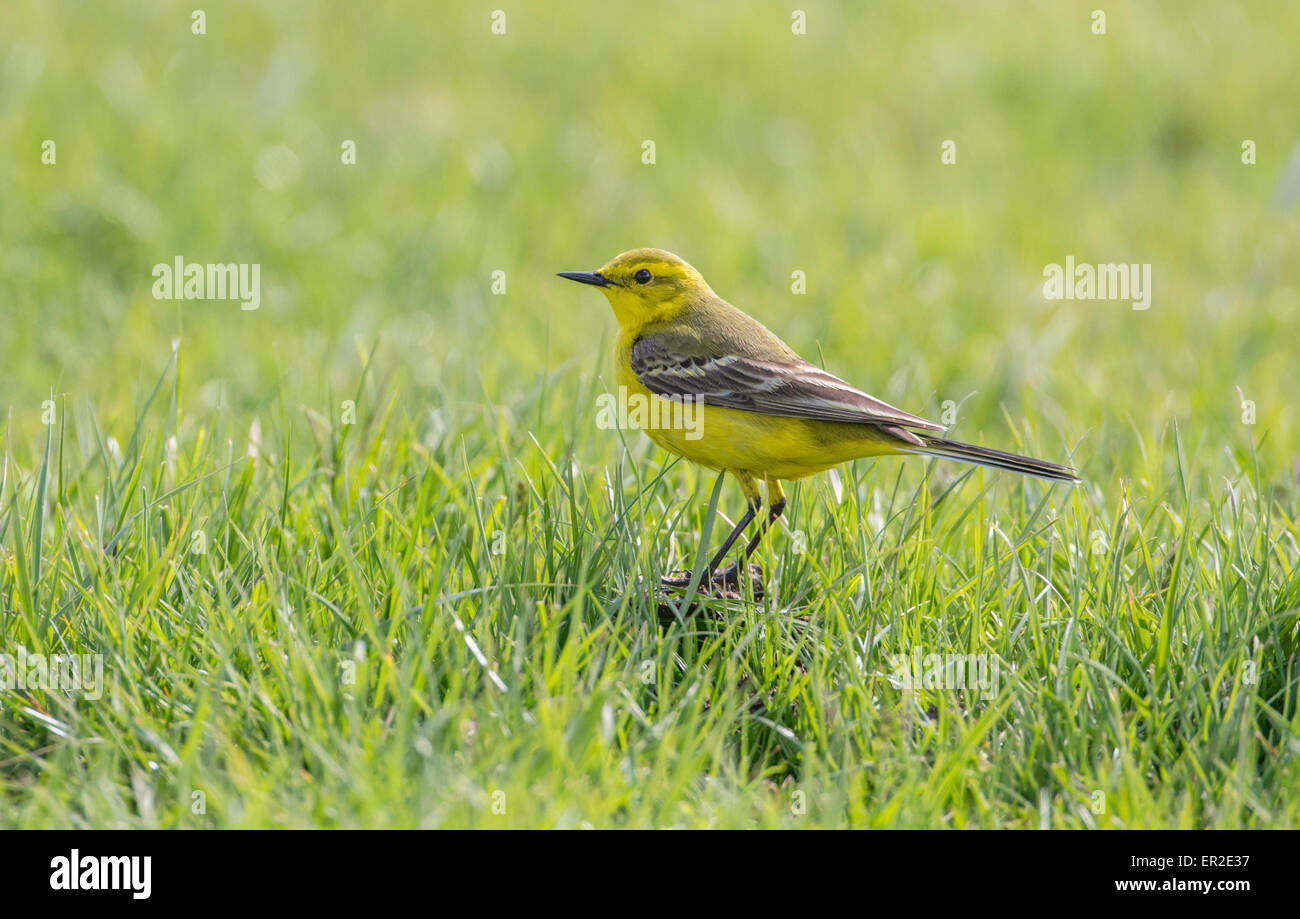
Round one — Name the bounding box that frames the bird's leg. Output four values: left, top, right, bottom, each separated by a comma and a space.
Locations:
741, 478, 788, 562
661, 471, 762, 592
711, 478, 787, 596
704, 500, 759, 573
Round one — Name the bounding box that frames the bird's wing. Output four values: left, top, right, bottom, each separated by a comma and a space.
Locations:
630, 332, 944, 433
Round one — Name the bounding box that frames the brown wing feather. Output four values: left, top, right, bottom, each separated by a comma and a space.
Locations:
630, 335, 943, 433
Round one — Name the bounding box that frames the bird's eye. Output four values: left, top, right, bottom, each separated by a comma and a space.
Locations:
634, 268, 652, 284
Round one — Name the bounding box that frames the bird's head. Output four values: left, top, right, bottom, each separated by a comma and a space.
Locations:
559, 248, 712, 329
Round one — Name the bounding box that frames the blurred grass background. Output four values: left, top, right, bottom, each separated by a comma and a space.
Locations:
1, 1, 1299, 828
3, 0, 1297, 468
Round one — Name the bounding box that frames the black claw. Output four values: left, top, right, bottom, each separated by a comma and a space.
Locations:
658, 561, 765, 601
659, 570, 695, 591
713, 561, 765, 600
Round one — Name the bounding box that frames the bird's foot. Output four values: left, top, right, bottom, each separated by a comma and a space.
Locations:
659, 560, 765, 601
708, 560, 766, 600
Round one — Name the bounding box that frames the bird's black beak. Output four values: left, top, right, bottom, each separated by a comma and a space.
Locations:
557, 270, 611, 287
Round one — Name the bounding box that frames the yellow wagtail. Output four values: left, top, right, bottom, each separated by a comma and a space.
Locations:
560, 248, 1079, 595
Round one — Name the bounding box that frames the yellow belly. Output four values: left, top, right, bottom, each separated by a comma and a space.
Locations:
614, 362, 901, 480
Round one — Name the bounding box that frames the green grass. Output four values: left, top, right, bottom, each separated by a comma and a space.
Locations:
2, 0, 1299, 827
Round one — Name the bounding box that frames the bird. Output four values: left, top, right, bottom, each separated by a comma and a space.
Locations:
559, 248, 1079, 597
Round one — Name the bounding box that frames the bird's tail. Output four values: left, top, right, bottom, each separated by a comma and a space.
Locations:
903, 435, 1080, 484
